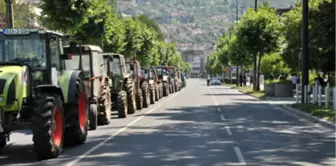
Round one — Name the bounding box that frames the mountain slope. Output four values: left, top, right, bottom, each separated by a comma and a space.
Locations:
117, 0, 297, 51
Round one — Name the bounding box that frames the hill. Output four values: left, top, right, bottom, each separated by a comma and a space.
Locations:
116, 0, 297, 51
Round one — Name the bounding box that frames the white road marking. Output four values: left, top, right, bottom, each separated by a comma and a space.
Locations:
65, 89, 185, 166
233, 146, 247, 165
214, 102, 218, 106
217, 107, 221, 112
225, 126, 232, 135
220, 114, 225, 121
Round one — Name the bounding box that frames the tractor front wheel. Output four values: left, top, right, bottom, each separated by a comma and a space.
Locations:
136, 88, 143, 110
125, 79, 136, 114
98, 85, 111, 125
0, 134, 7, 148
150, 84, 155, 104
64, 79, 88, 146
141, 82, 150, 108
89, 104, 98, 130
117, 90, 128, 118
32, 93, 64, 160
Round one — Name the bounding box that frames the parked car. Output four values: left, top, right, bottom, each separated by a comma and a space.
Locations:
211, 78, 221, 85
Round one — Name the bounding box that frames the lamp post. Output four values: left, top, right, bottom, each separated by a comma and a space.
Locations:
301, 0, 309, 103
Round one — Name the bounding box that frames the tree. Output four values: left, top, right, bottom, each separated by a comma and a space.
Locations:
0, 1, 32, 28
235, 4, 281, 91
309, 0, 335, 72
136, 14, 165, 41
40, 0, 92, 32
260, 53, 290, 78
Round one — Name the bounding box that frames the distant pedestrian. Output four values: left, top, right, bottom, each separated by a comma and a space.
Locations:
291, 74, 298, 89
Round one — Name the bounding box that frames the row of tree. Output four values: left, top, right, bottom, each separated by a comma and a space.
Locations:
206, 0, 335, 90
35, 0, 191, 72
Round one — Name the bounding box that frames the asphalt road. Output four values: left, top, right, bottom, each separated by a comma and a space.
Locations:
0, 79, 335, 166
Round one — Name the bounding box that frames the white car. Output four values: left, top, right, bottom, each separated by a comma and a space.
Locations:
211, 78, 221, 85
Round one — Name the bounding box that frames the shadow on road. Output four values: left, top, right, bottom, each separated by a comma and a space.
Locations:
0, 102, 334, 166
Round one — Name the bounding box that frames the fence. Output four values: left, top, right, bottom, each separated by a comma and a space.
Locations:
293, 83, 336, 111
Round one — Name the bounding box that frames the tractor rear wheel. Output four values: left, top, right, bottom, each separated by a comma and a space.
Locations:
125, 79, 136, 114
98, 85, 111, 125
117, 90, 127, 118
32, 93, 64, 160
141, 82, 150, 108
64, 78, 88, 146
136, 88, 143, 110
150, 84, 155, 104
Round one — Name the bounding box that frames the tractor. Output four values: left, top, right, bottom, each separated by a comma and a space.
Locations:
140, 68, 150, 108
125, 60, 143, 111
63, 44, 111, 130
0, 28, 89, 160
103, 53, 135, 118
166, 66, 181, 93
153, 65, 170, 97
149, 68, 162, 101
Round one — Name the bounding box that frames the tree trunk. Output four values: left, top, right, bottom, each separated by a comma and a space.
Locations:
253, 54, 257, 91
236, 66, 239, 86
256, 54, 263, 91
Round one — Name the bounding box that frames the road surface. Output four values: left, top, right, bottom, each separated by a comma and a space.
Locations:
0, 79, 335, 166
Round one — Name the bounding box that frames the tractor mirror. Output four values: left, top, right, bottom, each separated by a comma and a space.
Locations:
130, 65, 134, 70
61, 53, 72, 60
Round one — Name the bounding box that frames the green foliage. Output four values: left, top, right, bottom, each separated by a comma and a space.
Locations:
0, 1, 32, 28
260, 53, 290, 78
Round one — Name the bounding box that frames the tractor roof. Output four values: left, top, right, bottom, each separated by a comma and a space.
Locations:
103, 53, 124, 59
0, 28, 65, 37
64, 45, 102, 53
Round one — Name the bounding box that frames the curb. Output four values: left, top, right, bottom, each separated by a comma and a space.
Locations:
282, 105, 336, 130
228, 86, 265, 100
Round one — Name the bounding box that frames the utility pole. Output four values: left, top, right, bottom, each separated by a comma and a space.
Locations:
235, 0, 239, 86
252, 0, 258, 91
301, 0, 309, 103
5, 0, 14, 28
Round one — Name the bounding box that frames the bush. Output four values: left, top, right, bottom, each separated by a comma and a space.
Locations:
260, 53, 290, 78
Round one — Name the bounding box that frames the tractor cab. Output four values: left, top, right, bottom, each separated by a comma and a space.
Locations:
103, 53, 127, 92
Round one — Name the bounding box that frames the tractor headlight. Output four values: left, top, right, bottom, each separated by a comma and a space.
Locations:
0, 96, 4, 102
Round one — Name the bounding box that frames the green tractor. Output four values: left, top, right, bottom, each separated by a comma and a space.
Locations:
63, 44, 112, 130
103, 53, 135, 118
0, 28, 89, 159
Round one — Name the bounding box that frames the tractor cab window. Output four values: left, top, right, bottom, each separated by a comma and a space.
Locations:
49, 37, 61, 70
64, 54, 90, 71
149, 71, 154, 79
126, 63, 134, 75
155, 68, 163, 76
110, 58, 121, 75
0, 34, 46, 69
141, 69, 148, 79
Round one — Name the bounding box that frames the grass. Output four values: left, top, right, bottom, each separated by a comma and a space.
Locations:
290, 103, 335, 122
224, 84, 266, 98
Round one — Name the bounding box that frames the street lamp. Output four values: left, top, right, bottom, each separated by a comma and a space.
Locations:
4, 0, 14, 28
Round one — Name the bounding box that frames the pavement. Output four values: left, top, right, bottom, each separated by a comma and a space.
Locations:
0, 79, 335, 166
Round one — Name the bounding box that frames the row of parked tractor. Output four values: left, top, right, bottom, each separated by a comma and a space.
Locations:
0, 28, 187, 161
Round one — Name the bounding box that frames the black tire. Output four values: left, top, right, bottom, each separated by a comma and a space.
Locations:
163, 82, 169, 97
64, 78, 88, 146
98, 85, 111, 125
0, 134, 6, 148
88, 104, 97, 130
117, 90, 127, 118
32, 93, 64, 160
149, 84, 155, 104
136, 88, 143, 110
141, 81, 150, 108
154, 83, 159, 101
125, 79, 136, 114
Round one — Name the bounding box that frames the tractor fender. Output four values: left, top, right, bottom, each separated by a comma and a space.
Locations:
34, 85, 64, 102
58, 70, 83, 104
